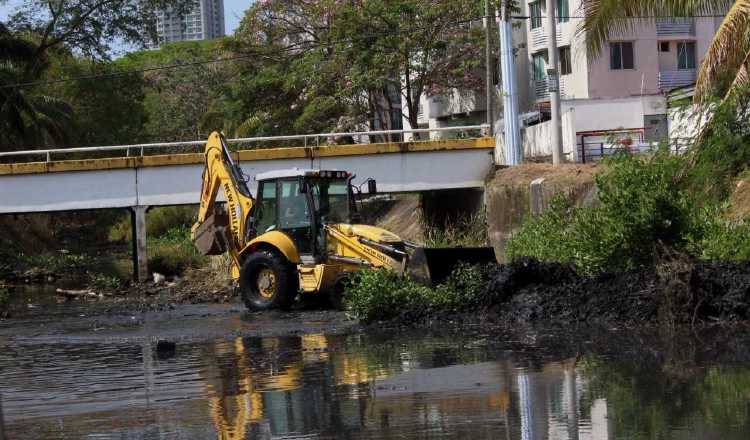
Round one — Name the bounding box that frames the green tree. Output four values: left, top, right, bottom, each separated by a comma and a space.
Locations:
227, 0, 485, 138
332, 0, 484, 131
225, 0, 353, 137
120, 40, 233, 141
0, 24, 73, 148
40, 52, 146, 146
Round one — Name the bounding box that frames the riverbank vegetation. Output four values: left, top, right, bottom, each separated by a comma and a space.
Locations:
507, 92, 750, 273
347, 89, 750, 325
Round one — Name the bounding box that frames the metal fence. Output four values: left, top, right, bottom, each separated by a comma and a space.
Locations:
0, 124, 490, 164
579, 137, 689, 163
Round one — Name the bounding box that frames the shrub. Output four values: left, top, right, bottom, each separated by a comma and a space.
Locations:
345, 263, 490, 322
345, 269, 430, 322
424, 263, 491, 312
507, 150, 696, 273
504, 195, 575, 265
693, 205, 750, 261
685, 92, 750, 201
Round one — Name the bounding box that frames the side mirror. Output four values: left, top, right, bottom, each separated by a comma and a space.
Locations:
367, 179, 377, 195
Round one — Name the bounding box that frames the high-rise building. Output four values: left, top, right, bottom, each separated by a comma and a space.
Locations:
146, 0, 225, 49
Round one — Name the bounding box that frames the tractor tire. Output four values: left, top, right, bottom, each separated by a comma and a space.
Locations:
239, 250, 298, 311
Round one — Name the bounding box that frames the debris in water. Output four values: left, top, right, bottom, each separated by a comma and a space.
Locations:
155, 340, 176, 359
153, 273, 166, 285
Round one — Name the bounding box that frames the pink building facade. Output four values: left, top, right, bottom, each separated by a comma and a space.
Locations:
519, 0, 725, 160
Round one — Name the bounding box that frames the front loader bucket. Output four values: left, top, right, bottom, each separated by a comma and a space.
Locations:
407, 247, 496, 287
192, 210, 230, 256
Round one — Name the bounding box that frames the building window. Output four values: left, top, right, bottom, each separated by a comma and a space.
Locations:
533, 51, 547, 80
559, 46, 572, 75
530, 2, 542, 29
557, 0, 569, 23
659, 41, 670, 52
610, 41, 634, 70
677, 41, 696, 69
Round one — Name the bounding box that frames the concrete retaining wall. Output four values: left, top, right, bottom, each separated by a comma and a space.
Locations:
485, 163, 599, 261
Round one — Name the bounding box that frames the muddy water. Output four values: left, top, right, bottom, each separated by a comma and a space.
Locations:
1, 320, 749, 439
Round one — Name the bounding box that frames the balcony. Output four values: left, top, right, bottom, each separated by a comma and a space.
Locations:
529, 26, 563, 51
658, 69, 697, 91
656, 18, 695, 36
534, 76, 567, 101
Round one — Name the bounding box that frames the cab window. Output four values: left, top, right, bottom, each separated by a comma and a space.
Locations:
278, 180, 310, 229
278, 179, 313, 254
255, 181, 277, 233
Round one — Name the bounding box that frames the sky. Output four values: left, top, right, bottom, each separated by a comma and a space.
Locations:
224, 0, 252, 34
0, 0, 251, 37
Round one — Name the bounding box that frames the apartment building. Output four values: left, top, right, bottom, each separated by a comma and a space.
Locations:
406, 1, 724, 159
522, 0, 725, 159
146, 0, 225, 49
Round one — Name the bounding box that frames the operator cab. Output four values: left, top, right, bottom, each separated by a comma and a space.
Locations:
250, 169, 361, 260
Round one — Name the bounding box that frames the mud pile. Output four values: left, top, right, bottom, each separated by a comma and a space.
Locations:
479, 257, 750, 326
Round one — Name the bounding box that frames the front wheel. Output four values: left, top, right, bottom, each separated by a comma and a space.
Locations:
239, 250, 297, 311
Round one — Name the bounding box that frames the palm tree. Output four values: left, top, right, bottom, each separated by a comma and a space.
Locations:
0, 23, 72, 150
580, 0, 743, 101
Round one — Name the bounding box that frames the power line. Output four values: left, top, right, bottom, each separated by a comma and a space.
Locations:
0, 12, 727, 90
0, 16, 486, 90
512, 14, 728, 19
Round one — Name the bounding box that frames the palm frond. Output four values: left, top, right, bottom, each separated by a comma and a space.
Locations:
580, 0, 734, 59
695, 0, 750, 100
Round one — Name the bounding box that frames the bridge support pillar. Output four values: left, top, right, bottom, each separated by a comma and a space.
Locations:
131, 206, 149, 283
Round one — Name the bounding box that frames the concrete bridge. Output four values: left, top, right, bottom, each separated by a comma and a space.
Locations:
0, 125, 495, 280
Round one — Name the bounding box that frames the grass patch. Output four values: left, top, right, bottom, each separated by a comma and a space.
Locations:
422, 212, 489, 248
148, 226, 207, 276
87, 272, 123, 290
345, 263, 490, 322
109, 205, 197, 242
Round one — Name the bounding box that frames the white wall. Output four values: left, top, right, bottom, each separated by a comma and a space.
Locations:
668, 103, 713, 149
519, 110, 577, 160
562, 95, 666, 133
498, 95, 668, 162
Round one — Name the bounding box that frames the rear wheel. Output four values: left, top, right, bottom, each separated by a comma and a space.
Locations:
239, 250, 297, 311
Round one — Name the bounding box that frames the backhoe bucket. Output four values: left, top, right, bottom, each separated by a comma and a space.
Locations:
407, 247, 496, 287
192, 210, 230, 256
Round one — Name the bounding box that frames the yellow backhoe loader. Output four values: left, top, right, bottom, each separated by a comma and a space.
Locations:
191, 132, 495, 310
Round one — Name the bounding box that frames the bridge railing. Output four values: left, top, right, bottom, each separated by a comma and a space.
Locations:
0, 124, 490, 163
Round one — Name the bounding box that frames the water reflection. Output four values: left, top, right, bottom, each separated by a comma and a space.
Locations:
1, 330, 749, 439
0, 391, 6, 440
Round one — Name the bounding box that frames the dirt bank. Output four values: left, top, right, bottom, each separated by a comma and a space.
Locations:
476, 257, 750, 327
394, 259, 750, 329
485, 163, 599, 261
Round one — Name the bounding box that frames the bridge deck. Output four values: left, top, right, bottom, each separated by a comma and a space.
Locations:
0, 138, 495, 214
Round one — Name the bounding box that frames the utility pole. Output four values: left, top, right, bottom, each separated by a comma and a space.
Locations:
484, 0, 494, 135
499, 0, 521, 165
545, 0, 564, 164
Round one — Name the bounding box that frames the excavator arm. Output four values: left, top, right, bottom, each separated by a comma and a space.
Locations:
191, 132, 254, 277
